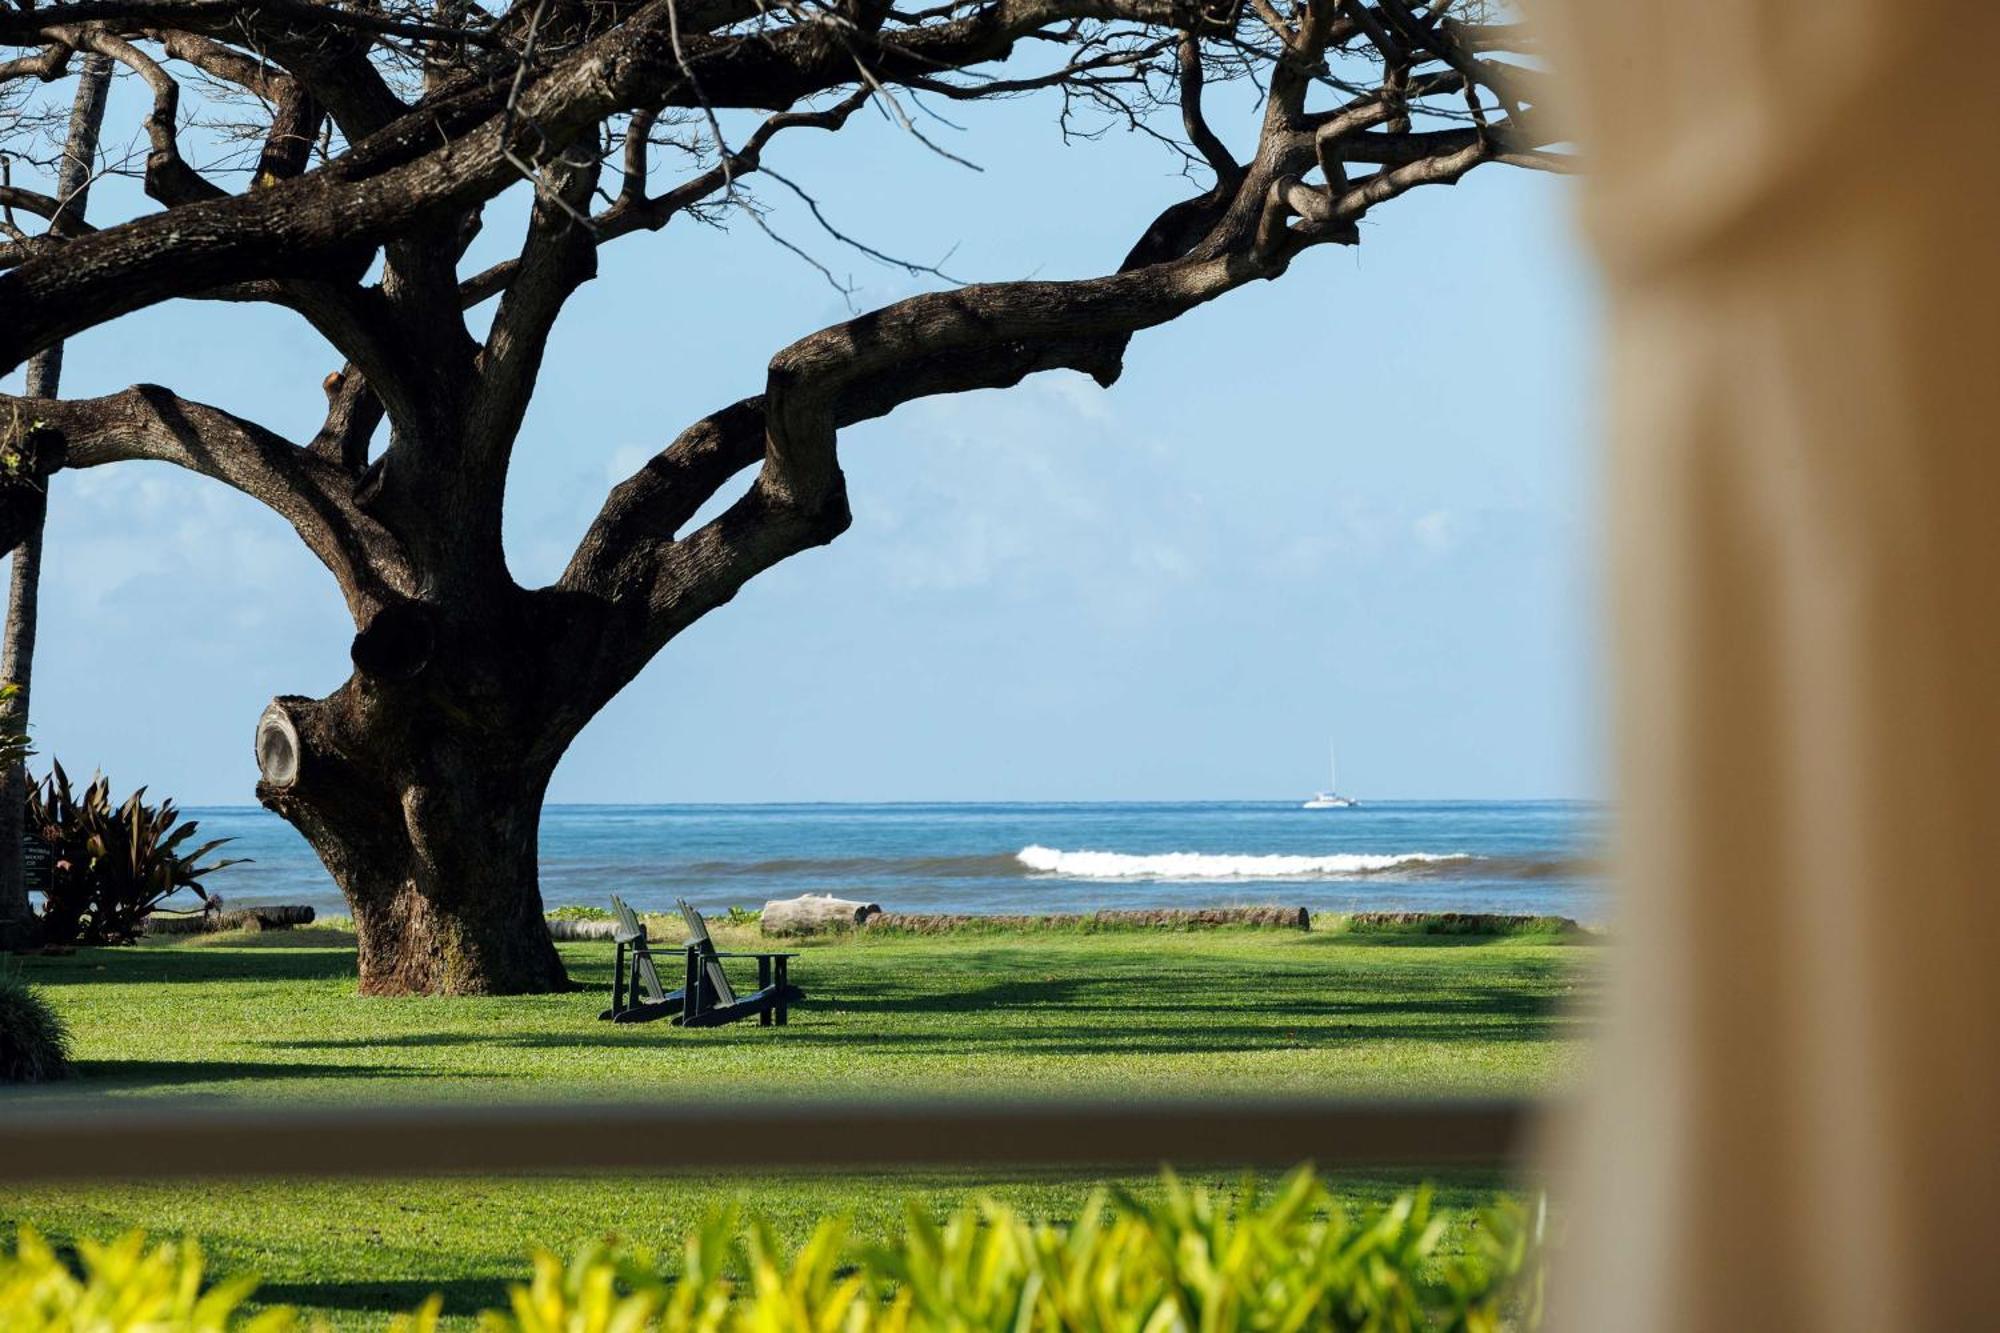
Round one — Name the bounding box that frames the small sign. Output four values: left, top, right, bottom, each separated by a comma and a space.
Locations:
20, 831, 52, 894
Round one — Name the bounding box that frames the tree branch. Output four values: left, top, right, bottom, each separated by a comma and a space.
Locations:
0, 0, 1211, 371
1176, 30, 1239, 188
5, 385, 412, 615
45, 25, 225, 206
146, 26, 286, 100
556, 238, 1271, 707
0, 1, 503, 50
466, 151, 602, 474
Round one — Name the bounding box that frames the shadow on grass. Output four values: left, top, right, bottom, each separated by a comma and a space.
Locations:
270, 1033, 501, 1051
808, 976, 1583, 1019
22, 948, 360, 987
253, 1275, 507, 1319
1298, 932, 1592, 949
259, 1003, 1591, 1060
67, 1059, 481, 1086
27, 946, 618, 992
19, 937, 1584, 993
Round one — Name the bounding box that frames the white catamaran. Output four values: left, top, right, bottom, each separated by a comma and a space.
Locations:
1303, 745, 1357, 809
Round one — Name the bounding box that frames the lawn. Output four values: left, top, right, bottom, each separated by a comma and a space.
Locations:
2, 921, 1596, 1326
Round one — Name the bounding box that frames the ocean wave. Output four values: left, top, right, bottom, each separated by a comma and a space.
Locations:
671, 853, 1026, 880
637, 849, 1592, 884
1014, 846, 1474, 880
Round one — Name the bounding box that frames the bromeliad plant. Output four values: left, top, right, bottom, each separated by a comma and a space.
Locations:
1, 1170, 1545, 1332
25, 762, 247, 946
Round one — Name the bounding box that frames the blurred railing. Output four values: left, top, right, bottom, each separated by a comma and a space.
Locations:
0, 1098, 1537, 1183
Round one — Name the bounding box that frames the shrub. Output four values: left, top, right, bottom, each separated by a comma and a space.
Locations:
1, 1171, 1544, 1331
0, 968, 69, 1084
0, 1229, 291, 1332
26, 762, 247, 946
853, 1172, 1543, 1333
1327, 913, 1589, 941
546, 905, 616, 923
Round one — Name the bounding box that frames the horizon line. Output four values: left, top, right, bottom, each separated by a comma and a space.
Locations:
177, 796, 1606, 809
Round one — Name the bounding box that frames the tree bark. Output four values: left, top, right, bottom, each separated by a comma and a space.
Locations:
254, 671, 571, 996
0, 54, 112, 948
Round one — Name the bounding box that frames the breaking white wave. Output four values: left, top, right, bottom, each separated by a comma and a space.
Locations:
1014, 845, 1472, 880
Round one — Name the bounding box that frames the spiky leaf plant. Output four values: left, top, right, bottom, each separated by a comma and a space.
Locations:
26, 762, 247, 946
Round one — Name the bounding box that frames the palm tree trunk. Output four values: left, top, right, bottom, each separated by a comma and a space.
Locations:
0, 56, 112, 948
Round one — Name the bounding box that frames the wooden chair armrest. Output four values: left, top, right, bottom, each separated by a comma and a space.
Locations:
707, 950, 801, 960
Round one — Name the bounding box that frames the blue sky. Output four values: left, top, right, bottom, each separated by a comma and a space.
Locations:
8, 82, 1601, 804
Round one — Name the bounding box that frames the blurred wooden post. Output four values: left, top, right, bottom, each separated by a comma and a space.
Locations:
1529, 3, 2000, 1328
0, 1098, 1536, 1183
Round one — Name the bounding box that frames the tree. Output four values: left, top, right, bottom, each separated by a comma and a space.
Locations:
0, 51, 111, 951
0, 0, 1559, 994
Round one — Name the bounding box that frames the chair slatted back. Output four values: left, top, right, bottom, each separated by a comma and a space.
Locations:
676, 898, 737, 1007
610, 895, 645, 943
632, 951, 668, 1004
610, 896, 668, 1004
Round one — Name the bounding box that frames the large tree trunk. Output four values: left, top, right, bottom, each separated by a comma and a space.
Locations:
254, 683, 571, 996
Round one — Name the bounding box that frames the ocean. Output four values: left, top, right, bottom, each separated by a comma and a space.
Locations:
178, 800, 1604, 924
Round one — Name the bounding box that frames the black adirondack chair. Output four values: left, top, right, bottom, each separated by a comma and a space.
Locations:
673, 898, 803, 1028
599, 895, 688, 1024
597, 895, 802, 1027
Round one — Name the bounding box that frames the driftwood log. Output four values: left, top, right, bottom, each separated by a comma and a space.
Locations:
545, 917, 622, 941
761, 895, 880, 936
863, 906, 1311, 934
144, 905, 315, 935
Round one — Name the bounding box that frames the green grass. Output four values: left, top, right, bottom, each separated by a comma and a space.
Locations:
1, 921, 1594, 1326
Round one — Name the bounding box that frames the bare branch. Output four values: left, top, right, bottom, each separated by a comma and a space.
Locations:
459, 88, 877, 310
147, 27, 286, 101
0, 182, 62, 222
0, 42, 72, 84
467, 150, 602, 469
44, 25, 224, 204
0, 1, 503, 51
9, 384, 411, 613
561, 239, 1273, 697
1176, 31, 1238, 187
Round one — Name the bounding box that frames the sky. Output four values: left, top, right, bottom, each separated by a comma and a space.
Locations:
4, 75, 1603, 805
